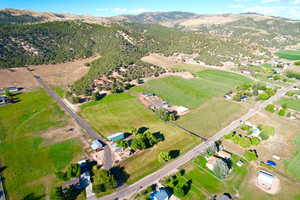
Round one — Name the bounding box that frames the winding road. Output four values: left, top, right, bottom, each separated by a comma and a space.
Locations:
33, 75, 113, 170
95, 84, 294, 200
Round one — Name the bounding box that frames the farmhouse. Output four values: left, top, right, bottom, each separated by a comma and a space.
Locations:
107, 132, 126, 142
6, 87, 18, 93
90, 140, 103, 151
206, 156, 220, 171
257, 171, 274, 190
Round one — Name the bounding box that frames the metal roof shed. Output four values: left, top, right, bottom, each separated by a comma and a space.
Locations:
107, 132, 125, 142
91, 140, 103, 150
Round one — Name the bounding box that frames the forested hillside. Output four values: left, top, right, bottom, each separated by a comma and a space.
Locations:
0, 10, 270, 95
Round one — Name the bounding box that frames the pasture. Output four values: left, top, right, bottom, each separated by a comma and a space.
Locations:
176, 98, 245, 138
277, 97, 300, 111
0, 90, 83, 199
80, 93, 200, 183
285, 134, 300, 180
276, 50, 300, 60
136, 69, 252, 109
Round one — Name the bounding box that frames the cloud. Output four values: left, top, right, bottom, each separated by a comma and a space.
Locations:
244, 5, 300, 19
96, 8, 153, 14
231, 4, 245, 8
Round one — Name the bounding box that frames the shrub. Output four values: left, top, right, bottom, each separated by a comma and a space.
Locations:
244, 150, 258, 161
294, 61, 300, 66
258, 93, 270, 100
239, 137, 252, 148
265, 104, 275, 112
250, 137, 260, 145
278, 109, 286, 116
158, 151, 171, 163
241, 124, 251, 131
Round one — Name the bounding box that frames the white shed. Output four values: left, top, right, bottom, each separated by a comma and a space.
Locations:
257, 171, 274, 189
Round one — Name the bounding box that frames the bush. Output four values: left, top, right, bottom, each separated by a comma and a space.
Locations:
158, 151, 171, 163
244, 150, 258, 161
250, 137, 260, 145
265, 104, 275, 112
239, 137, 252, 148
278, 109, 286, 116
294, 61, 300, 66
258, 93, 270, 100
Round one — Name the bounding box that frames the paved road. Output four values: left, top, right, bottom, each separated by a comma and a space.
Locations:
95, 84, 294, 200
33, 75, 113, 170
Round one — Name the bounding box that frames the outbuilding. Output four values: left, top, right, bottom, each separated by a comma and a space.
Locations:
257, 171, 274, 189
150, 188, 169, 200
107, 132, 125, 142
91, 140, 103, 151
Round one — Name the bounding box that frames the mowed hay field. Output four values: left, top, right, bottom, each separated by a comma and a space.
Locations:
80, 93, 199, 184
277, 97, 300, 111
276, 50, 300, 60
136, 69, 252, 109
0, 90, 83, 199
286, 134, 300, 180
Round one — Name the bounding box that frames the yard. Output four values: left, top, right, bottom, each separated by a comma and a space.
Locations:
135, 69, 252, 109
80, 93, 200, 184
177, 154, 249, 200
277, 97, 300, 111
276, 50, 300, 60
0, 90, 83, 199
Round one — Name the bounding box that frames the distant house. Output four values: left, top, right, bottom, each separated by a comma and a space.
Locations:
236, 160, 244, 167
257, 171, 274, 189
206, 156, 220, 171
217, 150, 231, 159
107, 132, 125, 142
251, 127, 261, 137
0, 96, 9, 105
6, 87, 18, 93
150, 188, 169, 200
240, 96, 248, 102
91, 140, 103, 151
219, 194, 232, 200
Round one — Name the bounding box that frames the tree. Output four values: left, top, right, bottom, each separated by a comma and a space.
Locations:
250, 137, 260, 146
4, 89, 13, 100
205, 142, 219, 155
67, 163, 81, 178
278, 109, 286, 116
158, 151, 171, 163
244, 150, 258, 161
92, 167, 117, 194
91, 92, 101, 101
213, 159, 230, 179
116, 140, 129, 149
173, 184, 185, 197
51, 186, 65, 200
257, 93, 270, 100
55, 171, 68, 181
265, 104, 275, 112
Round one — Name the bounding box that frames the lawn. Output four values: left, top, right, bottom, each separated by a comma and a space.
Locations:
135, 69, 252, 109
179, 154, 249, 200
176, 98, 245, 138
80, 93, 200, 184
276, 50, 300, 60
0, 90, 83, 199
285, 134, 300, 180
277, 97, 300, 111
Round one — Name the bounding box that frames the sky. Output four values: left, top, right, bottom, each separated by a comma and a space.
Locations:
1, 0, 300, 19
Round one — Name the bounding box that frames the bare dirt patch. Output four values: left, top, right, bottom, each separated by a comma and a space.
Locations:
142, 53, 183, 68
31, 56, 100, 86
0, 67, 39, 89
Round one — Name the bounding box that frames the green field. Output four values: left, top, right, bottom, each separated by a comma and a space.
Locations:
286, 134, 300, 180
0, 90, 82, 199
177, 98, 245, 137
276, 50, 300, 60
135, 69, 252, 109
277, 97, 300, 111
80, 93, 200, 183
